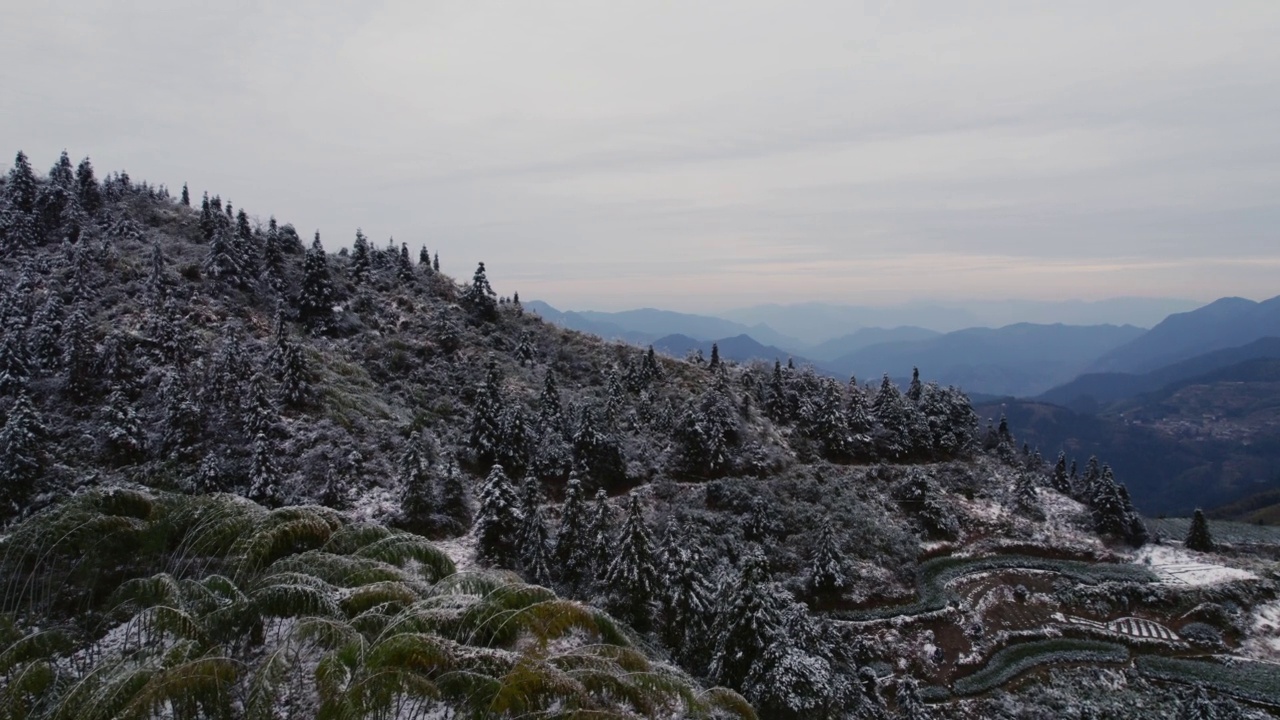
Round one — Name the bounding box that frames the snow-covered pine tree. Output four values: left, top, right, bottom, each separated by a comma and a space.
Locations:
1185, 508, 1215, 552
75, 157, 102, 215
0, 390, 46, 519
808, 516, 847, 596
397, 242, 414, 282
657, 519, 714, 670
474, 463, 523, 569
708, 550, 793, 707
297, 231, 334, 330
247, 431, 282, 507
60, 299, 96, 402
461, 261, 497, 321
398, 440, 435, 534
587, 488, 614, 583
1090, 466, 1130, 537
4, 151, 38, 220
469, 356, 506, 471
180, 182, 190, 206
906, 366, 923, 404
346, 229, 369, 284
531, 372, 572, 482
241, 372, 279, 441
202, 223, 244, 285
572, 403, 626, 492
190, 454, 224, 494
801, 378, 854, 461
871, 374, 911, 459
514, 330, 535, 367
101, 386, 146, 464
518, 477, 554, 586
438, 459, 472, 532
708, 342, 721, 372
1014, 470, 1039, 515
496, 405, 531, 479
604, 494, 661, 632
553, 473, 592, 595
1051, 451, 1070, 493
158, 369, 202, 463
27, 293, 62, 374
261, 217, 286, 291
742, 495, 779, 545
207, 327, 249, 410
0, 331, 29, 396
269, 314, 311, 408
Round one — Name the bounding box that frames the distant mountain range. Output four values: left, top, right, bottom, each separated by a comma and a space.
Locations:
1086, 296, 1280, 374
524, 301, 805, 351
824, 323, 1146, 397
718, 297, 1199, 344
1040, 337, 1280, 413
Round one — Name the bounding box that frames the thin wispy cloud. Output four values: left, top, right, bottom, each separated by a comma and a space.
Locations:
1, 0, 1276, 310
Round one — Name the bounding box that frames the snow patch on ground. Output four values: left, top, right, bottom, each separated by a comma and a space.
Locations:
434, 530, 480, 574
1131, 544, 1257, 586
1240, 600, 1280, 663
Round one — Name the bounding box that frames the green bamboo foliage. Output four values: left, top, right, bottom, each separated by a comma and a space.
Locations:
0, 489, 752, 719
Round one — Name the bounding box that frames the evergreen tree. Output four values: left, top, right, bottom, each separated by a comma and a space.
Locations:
906, 366, 924, 404
0, 331, 30, 396
657, 519, 714, 670
5, 151, 38, 216
206, 328, 249, 410
241, 372, 279, 441
800, 378, 855, 461
496, 405, 532, 478
247, 431, 282, 507
514, 330, 535, 367
75, 156, 101, 215
203, 224, 244, 284
518, 477, 554, 586
432, 252, 440, 272
397, 242, 414, 282
438, 459, 471, 532
60, 300, 96, 401
554, 473, 593, 594
0, 391, 46, 520
1014, 470, 1040, 516
1091, 466, 1131, 538
1051, 451, 1070, 493
1185, 508, 1215, 552
572, 403, 626, 491
181, 182, 190, 206
462, 261, 497, 321
199, 192, 215, 241
531, 372, 572, 482
36, 151, 76, 239
158, 369, 202, 463
398, 440, 435, 534
808, 517, 847, 595
191, 454, 224, 494
268, 315, 310, 407
262, 217, 286, 290
419, 245, 430, 267
708, 342, 721, 371
27, 294, 62, 374
871, 374, 911, 459
350, 229, 371, 283
101, 386, 146, 464
587, 488, 614, 583
474, 463, 523, 569
297, 231, 334, 329
469, 356, 506, 470
674, 378, 741, 478
604, 494, 661, 632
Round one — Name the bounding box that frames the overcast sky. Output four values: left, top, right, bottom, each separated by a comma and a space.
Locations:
2, 1, 1278, 311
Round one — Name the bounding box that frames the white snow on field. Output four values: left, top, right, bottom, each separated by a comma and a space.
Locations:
433, 530, 479, 574
1240, 600, 1280, 663
1131, 544, 1257, 585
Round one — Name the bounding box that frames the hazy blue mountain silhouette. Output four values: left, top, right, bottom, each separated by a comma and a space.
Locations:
830, 323, 1145, 397
1039, 337, 1280, 412
807, 327, 941, 362
1086, 295, 1280, 374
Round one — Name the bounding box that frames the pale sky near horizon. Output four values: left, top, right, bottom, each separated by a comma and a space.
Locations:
2, 1, 1277, 312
